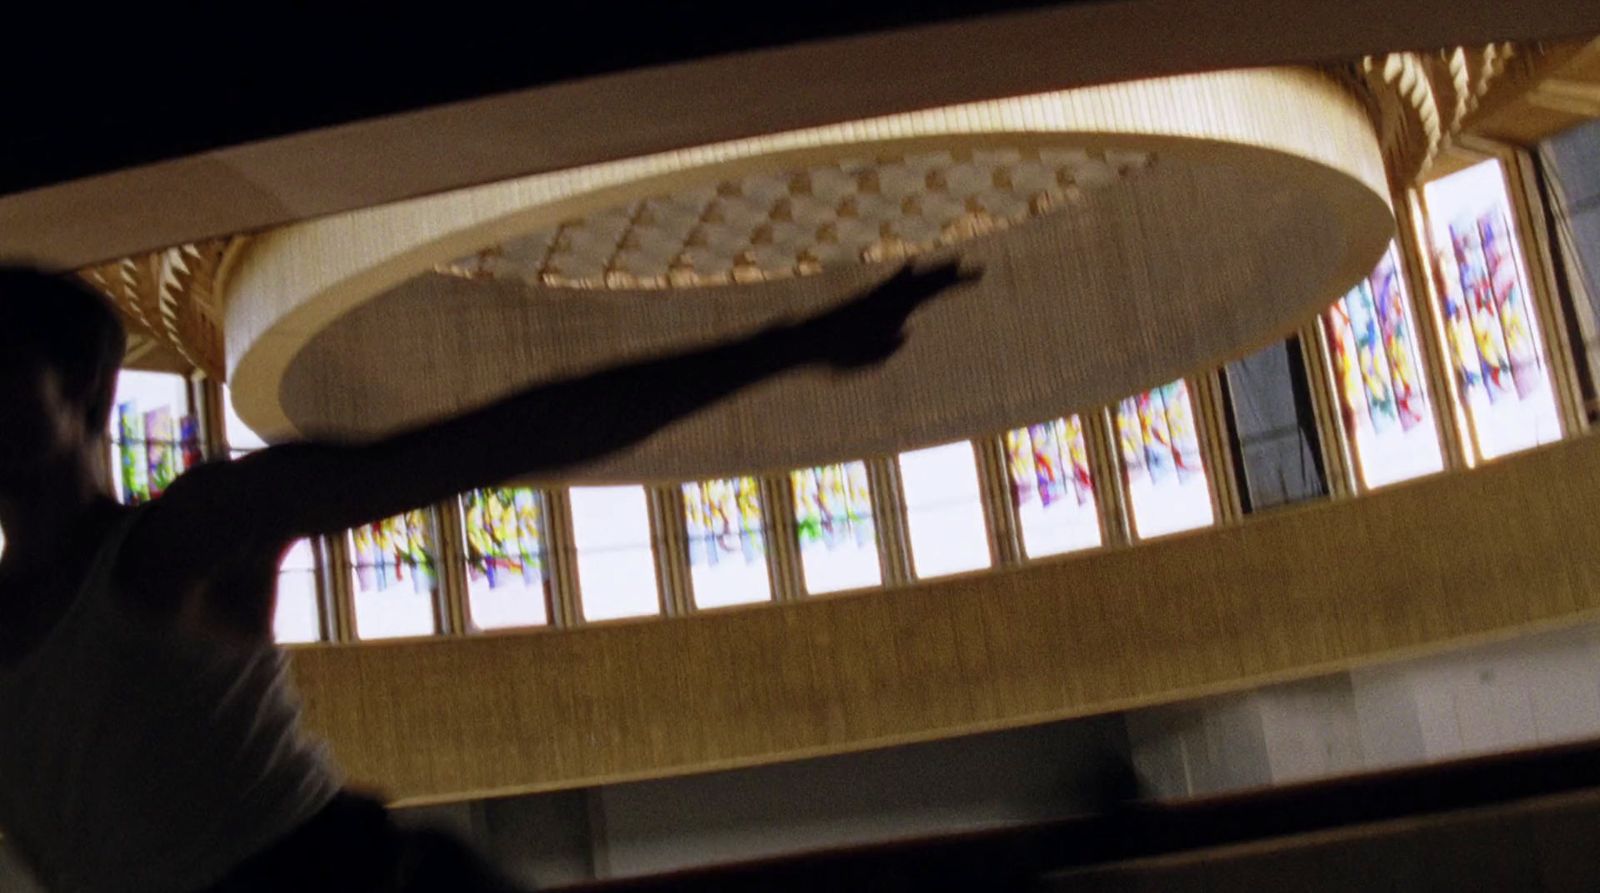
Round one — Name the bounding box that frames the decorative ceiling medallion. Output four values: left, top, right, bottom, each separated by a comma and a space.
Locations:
436, 148, 1152, 290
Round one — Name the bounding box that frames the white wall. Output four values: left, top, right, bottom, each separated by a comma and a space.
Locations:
1257, 675, 1366, 783
1354, 624, 1600, 762
1126, 623, 1600, 797
1125, 693, 1274, 796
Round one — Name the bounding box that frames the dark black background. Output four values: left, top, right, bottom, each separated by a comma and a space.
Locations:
0, 2, 1078, 196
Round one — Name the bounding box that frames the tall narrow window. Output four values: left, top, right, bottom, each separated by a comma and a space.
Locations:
222, 385, 268, 454
1538, 120, 1600, 400
110, 370, 202, 505
682, 477, 771, 609
1226, 341, 1329, 508
272, 539, 323, 644
461, 487, 550, 630
570, 486, 661, 622
1420, 159, 1562, 460
898, 442, 991, 578
224, 386, 327, 644
1115, 380, 1214, 539
1323, 245, 1444, 489
1005, 416, 1101, 557
791, 461, 881, 594
347, 510, 441, 640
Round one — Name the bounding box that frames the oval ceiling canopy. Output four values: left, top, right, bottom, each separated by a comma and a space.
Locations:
228, 68, 1392, 483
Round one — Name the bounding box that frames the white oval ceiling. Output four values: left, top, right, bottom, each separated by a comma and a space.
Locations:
227, 68, 1391, 481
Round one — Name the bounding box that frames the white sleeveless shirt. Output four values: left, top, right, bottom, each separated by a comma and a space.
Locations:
0, 513, 342, 892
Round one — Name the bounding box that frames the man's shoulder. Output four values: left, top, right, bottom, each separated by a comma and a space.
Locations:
141, 458, 250, 518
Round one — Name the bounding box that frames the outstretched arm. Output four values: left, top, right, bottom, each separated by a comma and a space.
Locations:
136, 261, 979, 574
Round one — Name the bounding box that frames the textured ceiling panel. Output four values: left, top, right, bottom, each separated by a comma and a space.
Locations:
438, 148, 1153, 289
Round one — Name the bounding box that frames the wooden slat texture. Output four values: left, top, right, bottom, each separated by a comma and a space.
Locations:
293, 432, 1600, 805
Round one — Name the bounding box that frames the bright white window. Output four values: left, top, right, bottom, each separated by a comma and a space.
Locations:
570, 486, 661, 621
898, 442, 991, 578
273, 540, 322, 644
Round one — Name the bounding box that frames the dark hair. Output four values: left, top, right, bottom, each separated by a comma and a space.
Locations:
0, 265, 128, 431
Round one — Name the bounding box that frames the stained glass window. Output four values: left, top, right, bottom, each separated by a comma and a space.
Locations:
682, 477, 771, 609
109, 371, 202, 505
791, 461, 881, 594
1421, 160, 1562, 460
569, 486, 661, 622
1115, 380, 1214, 539
898, 442, 991, 578
347, 509, 440, 639
461, 487, 550, 630
1005, 416, 1101, 557
1323, 245, 1444, 489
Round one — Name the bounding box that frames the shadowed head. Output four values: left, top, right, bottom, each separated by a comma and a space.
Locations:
0, 266, 127, 481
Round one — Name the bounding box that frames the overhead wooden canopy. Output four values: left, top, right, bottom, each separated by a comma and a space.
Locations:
229, 69, 1391, 477
2, 0, 1598, 272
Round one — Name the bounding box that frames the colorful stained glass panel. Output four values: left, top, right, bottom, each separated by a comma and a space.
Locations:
1323, 244, 1444, 489
1422, 160, 1561, 460
462, 487, 549, 630
683, 477, 771, 608
1115, 381, 1213, 539
348, 509, 439, 639
109, 371, 201, 505
1005, 416, 1100, 557
791, 461, 880, 594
